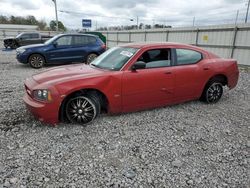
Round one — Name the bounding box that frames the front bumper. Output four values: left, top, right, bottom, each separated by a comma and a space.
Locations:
23, 93, 59, 125
16, 52, 29, 64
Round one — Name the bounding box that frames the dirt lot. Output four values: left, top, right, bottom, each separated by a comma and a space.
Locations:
0, 45, 249, 187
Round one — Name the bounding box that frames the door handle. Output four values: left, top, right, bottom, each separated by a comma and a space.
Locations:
203, 67, 209, 70
164, 72, 172, 74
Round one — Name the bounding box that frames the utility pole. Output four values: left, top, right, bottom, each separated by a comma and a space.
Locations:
235, 10, 239, 25
52, 0, 59, 31
245, 0, 250, 23
192, 16, 195, 27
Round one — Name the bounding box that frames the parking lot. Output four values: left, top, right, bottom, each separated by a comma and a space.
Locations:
0, 44, 249, 187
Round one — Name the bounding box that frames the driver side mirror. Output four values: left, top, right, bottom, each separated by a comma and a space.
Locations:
131, 61, 146, 71
53, 42, 58, 47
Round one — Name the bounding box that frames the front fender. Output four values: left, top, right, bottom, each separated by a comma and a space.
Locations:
55, 73, 123, 113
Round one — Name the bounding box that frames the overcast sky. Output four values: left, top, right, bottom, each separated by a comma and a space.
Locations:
0, 0, 248, 29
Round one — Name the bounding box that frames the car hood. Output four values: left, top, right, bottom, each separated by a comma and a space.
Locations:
4, 37, 15, 41
32, 64, 107, 85
22, 43, 46, 49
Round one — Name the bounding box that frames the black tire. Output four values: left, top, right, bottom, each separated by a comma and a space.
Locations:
201, 81, 223, 103
28, 54, 45, 69
65, 94, 101, 125
86, 53, 98, 64
10, 41, 18, 49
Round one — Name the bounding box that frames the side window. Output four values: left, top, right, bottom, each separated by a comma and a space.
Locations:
73, 36, 96, 46
176, 49, 202, 65
73, 36, 86, 45
137, 49, 171, 69
21, 34, 29, 40
32, 33, 39, 38
56, 36, 72, 46
87, 36, 96, 44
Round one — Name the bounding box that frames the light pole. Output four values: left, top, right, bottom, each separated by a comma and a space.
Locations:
52, 0, 59, 31
192, 16, 195, 27
136, 16, 139, 29
235, 10, 239, 25
245, 0, 250, 23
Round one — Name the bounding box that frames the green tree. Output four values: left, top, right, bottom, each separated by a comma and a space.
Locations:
49, 20, 66, 31
0, 15, 49, 30
0, 15, 8, 24
26, 15, 38, 25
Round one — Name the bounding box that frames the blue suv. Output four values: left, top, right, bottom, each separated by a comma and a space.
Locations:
16, 34, 106, 68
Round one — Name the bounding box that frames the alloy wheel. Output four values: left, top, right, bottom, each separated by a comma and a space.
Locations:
206, 83, 223, 103
66, 96, 97, 124
86, 53, 97, 64
30, 55, 44, 68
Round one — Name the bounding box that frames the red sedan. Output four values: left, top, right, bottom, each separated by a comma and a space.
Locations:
23, 43, 239, 125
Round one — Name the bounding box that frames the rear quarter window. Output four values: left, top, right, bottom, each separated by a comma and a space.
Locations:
87, 36, 97, 44
73, 36, 96, 45
176, 49, 202, 65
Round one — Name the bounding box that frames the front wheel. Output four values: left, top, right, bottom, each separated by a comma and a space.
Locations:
86, 53, 98, 64
28, 54, 45, 69
65, 95, 100, 125
202, 82, 223, 103
10, 42, 18, 49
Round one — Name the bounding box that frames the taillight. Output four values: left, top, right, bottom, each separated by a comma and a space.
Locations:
101, 44, 106, 49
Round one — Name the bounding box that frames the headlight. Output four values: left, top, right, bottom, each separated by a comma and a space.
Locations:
33, 89, 52, 102
16, 48, 26, 54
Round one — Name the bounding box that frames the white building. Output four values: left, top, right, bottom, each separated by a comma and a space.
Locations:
0, 24, 38, 30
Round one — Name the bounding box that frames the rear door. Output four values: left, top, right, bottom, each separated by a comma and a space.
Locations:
71, 35, 97, 62
122, 48, 175, 112
29, 33, 41, 44
173, 48, 207, 101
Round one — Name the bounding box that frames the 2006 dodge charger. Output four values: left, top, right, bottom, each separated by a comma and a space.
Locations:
23, 42, 239, 125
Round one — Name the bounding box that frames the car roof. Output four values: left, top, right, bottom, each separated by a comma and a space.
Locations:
19, 32, 40, 34
56, 33, 98, 38
120, 42, 205, 52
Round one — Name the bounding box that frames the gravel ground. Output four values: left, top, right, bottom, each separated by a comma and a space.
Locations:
0, 45, 249, 188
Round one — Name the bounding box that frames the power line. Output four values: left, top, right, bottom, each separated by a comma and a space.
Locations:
59, 10, 134, 21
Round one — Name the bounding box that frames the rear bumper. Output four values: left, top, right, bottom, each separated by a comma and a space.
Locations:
228, 70, 239, 89
23, 94, 59, 125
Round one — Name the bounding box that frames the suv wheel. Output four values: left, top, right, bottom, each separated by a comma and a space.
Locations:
86, 53, 97, 64
29, 54, 45, 69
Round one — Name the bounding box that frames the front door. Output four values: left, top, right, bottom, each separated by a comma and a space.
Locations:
122, 48, 174, 112
46, 35, 80, 63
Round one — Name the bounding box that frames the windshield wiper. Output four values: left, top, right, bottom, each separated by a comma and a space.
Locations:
90, 64, 102, 69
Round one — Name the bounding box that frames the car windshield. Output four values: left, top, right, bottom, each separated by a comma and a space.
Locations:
44, 35, 59, 45
90, 47, 138, 71
16, 33, 23, 38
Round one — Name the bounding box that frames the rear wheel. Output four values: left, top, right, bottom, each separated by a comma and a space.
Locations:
201, 81, 223, 103
86, 53, 98, 64
65, 95, 100, 125
29, 54, 45, 68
